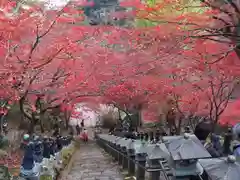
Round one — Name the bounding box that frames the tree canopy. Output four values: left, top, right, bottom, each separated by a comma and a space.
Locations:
1, 0, 240, 133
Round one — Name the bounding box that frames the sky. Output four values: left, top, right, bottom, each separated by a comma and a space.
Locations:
69, 104, 98, 127
39, 0, 70, 9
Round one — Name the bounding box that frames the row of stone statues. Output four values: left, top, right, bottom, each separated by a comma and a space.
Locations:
109, 122, 240, 160
8, 134, 73, 180
99, 127, 240, 180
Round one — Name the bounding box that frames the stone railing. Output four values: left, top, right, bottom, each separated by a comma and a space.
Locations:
95, 133, 235, 180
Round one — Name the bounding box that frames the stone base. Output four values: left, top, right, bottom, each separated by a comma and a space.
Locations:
39, 174, 53, 180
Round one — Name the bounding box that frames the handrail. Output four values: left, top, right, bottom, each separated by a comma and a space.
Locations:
96, 135, 174, 180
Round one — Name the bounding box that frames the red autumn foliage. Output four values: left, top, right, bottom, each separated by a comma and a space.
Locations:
107, 0, 240, 128
1, 0, 240, 133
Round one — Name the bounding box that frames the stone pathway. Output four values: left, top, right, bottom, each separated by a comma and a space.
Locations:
63, 142, 123, 180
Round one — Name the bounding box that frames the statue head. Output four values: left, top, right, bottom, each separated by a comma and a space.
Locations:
23, 134, 30, 141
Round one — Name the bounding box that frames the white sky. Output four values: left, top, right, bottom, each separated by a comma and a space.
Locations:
39, 0, 70, 9
69, 104, 99, 127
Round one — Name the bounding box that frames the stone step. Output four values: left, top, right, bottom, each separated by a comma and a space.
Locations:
62, 142, 124, 180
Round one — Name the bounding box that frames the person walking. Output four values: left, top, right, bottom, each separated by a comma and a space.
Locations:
80, 120, 84, 128
82, 128, 88, 142
76, 124, 80, 135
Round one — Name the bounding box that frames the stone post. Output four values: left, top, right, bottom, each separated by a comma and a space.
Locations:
149, 131, 154, 142
117, 144, 123, 166
223, 127, 232, 155
149, 159, 161, 180
121, 145, 128, 170
135, 142, 147, 180
140, 132, 144, 141
120, 138, 128, 170
155, 130, 160, 143
136, 152, 147, 180
113, 138, 119, 161
144, 133, 149, 142
109, 137, 114, 157
127, 140, 135, 176
105, 138, 111, 154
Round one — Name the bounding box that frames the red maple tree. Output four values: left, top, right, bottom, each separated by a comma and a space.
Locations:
111, 0, 240, 130
2, 0, 240, 134
0, 1, 104, 131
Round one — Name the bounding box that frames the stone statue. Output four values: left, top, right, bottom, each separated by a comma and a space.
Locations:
20, 142, 40, 179
33, 139, 43, 163
21, 142, 35, 170
42, 138, 51, 159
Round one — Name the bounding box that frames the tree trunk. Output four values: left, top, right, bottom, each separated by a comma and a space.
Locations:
64, 110, 70, 130
118, 108, 121, 121
114, 105, 131, 126
39, 119, 44, 133
28, 117, 38, 135
19, 98, 31, 121
176, 117, 182, 135
65, 118, 69, 129
166, 111, 177, 134
19, 98, 37, 133
125, 111, 132, 121
211, 117, 219, 134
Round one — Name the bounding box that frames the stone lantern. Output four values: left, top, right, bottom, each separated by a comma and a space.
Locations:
147, 143, 170, 180
134, 140, 147, 180
120, 138, 131, 170
126, 139, 135, 176
163, 133, 211, 179
116, 138, 126, 166
199, 155, 240, 180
